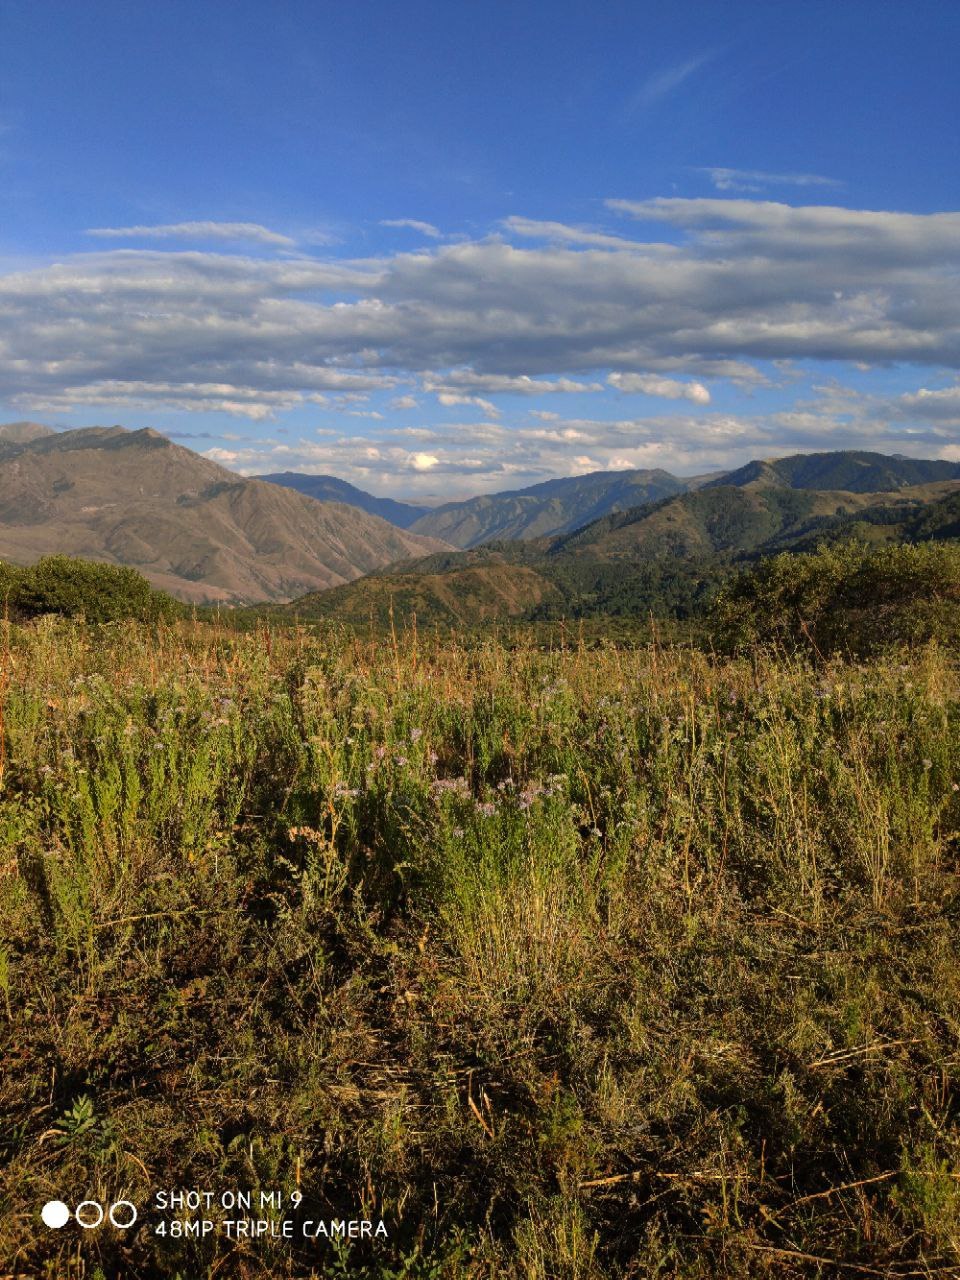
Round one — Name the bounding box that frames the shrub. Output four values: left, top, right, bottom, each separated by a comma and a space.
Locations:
712, 541, 960, 656
0, 555, 181, 623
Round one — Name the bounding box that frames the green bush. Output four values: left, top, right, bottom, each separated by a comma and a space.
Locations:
713, 541, 960, 655
0, 555, 181, 623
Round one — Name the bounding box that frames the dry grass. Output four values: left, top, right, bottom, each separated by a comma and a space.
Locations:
1, 617, 959, 1277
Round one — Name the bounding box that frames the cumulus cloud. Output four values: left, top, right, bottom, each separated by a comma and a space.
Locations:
502, 216, 649, 251
424, 370, 602, 396
86, 221, 297, 247
390, 395, 419, 410
380, 219, 442, 238
698, 168, 842, 193
4, 196, 960, 436
893, 384, 960, 423
608, 372, 711, 404
435, 392, 500, 416
189, 389, 960, 499
608, 197, 960, 268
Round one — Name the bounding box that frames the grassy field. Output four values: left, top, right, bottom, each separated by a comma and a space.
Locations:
2, 616, 960, 1277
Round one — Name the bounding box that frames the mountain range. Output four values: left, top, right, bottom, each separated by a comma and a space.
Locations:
257, 451, 960, 551
256, 465, 696, 545
283, 456, 960, 627
0, 425, 445, 603
403, 468, 693, 546
6, 423, 960, 620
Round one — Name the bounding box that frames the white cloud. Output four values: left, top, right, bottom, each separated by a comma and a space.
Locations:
608, 372, 711, 404
380, 219, 442, 238
883, 383, 960, 427
390, 395, 419, 410
5, 197, 960, 439
435, 392, 500, 416
503, 217, 647, 251
629, 52, 715, 109
196, 395, 960, 500
425, 370, 602, 396
86, 221, 297, 248
698, 168, 842, 194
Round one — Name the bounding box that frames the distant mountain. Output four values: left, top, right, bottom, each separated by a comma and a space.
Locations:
0, 421, 56, 446
282, 450, 960, 628
709, 450, 960, 494
256, 471, 431, 528
553, 486, 854, 560
407, 468, 689, 548
0, 427, 447, 603
553, 477, 960, 563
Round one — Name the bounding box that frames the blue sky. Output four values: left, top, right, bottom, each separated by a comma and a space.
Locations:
2, 0, 960, 499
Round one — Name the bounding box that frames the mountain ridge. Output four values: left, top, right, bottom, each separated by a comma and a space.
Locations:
0, 427, 448, 603
406, 467, 690, 547
256, 470, 432, 528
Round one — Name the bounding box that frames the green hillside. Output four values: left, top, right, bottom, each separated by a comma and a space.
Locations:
711, 449, 960, 493
280, 456, 960, 631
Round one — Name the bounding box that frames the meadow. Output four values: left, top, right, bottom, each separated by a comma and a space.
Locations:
2, 615, 960, 1277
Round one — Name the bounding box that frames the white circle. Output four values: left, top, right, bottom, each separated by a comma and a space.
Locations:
75, 1200, 104, 1229
108, 1200, 137, 1229
41, 1200, 70, 1229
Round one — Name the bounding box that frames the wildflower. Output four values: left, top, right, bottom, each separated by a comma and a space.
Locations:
410, 728, 423, 742
923, 758, 933, 770
432, 777, 470, 796
477, 801, 496, 817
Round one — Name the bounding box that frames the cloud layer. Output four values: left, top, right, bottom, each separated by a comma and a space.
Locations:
86, 221, 297, 247
3, 195, 960, 492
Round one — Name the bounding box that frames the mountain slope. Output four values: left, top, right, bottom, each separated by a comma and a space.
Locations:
710, 450, 960, 494
290, 561, 563, 627
554, 486, 857, 560
0, 427, 448, 603
256, 471, 431, 528
407, 468, 689, 548
282, 455, 960, 628
0, 421, 56, 445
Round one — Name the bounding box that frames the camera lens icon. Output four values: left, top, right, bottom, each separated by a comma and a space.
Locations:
41, 1199, 137, 1229
41, 1201, 70, 1229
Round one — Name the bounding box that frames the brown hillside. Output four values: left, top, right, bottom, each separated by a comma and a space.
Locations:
0, 427, 448, 603
0, 421, 56, 448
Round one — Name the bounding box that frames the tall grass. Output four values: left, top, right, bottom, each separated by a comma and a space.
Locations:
1, 617, 959, 1277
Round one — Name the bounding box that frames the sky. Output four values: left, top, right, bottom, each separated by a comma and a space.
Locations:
1, 0, 960, 501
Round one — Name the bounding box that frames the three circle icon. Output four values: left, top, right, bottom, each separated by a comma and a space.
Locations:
41, 1199, 137, 1229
